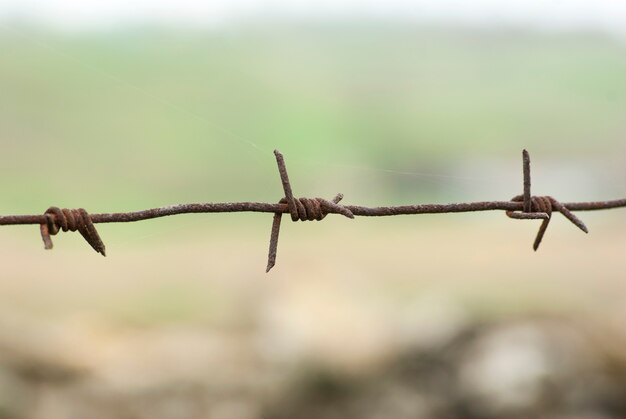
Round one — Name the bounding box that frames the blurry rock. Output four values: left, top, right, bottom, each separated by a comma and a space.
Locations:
456, 320, 615, 418
0, 316, 94, 384
267, 318, 626, 419
1, 312, 625, 419
0, 367, 31, 419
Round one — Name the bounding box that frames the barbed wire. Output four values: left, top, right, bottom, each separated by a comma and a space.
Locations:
1, 149, 625, 272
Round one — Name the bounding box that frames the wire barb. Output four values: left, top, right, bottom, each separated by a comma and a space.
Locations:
505, 150, 588, 250
523, 149, 532, 213
266, 150, 353, 272
40, 207, 106, 256
0, 149, 623, 271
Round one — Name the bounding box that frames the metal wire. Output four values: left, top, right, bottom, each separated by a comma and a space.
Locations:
1, 149, 625, 272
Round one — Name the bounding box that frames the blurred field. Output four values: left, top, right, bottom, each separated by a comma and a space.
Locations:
1, 23, 626, 418
1, 25, 626, 210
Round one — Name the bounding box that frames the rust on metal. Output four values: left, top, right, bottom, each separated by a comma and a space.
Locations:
266, 151, 354, 272
523, 149, 532, 213
0, 149, 623, 271
40, 207, 106, 256
505, 150, 589, 250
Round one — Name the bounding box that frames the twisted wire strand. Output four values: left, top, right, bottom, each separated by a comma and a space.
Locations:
501, 150, 589, 252
0, 149, 624, 271
506, 194, 588, 251
266, 150, 354, 272
40, 207, 106, 256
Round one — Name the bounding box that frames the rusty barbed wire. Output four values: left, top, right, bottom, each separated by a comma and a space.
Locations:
1, 149, 625, 272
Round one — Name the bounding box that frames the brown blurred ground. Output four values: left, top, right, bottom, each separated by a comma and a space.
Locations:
1, 219, 625, 418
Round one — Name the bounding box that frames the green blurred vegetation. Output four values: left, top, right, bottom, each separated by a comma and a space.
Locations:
0, 24, 625, 215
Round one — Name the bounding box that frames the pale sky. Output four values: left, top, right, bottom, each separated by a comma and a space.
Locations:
1, 0, 626, 37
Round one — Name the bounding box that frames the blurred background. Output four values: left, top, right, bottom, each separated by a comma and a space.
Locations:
1, 1, 626, 418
